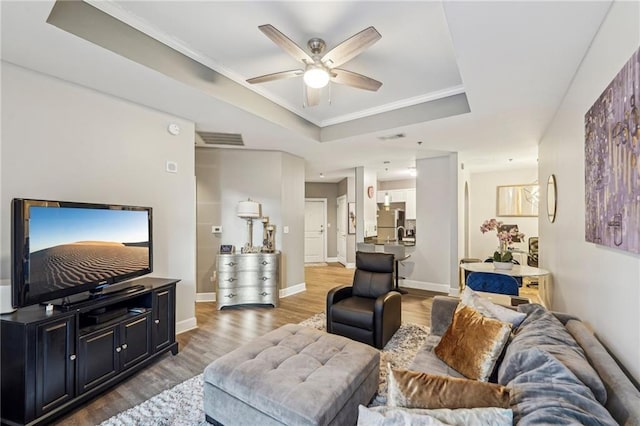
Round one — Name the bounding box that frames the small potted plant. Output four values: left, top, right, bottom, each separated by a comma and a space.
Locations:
480, 218, 525, 270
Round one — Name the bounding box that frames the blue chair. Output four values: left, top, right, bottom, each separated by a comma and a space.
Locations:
466, 272, 519, 296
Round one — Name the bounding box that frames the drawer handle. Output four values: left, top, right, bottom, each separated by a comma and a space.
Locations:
225, 262, 236, 266
225, 293, 236, 298
69, 354, 77, 361
154, 319, 160, 324
260, 292, 270, 296
261, 277, 268, 281
261, 261, 269, 265
116, 347, 122, 353
122, 343, 128, 349
225, 277, 236, 282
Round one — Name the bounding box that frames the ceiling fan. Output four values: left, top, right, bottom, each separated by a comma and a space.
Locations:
246, 24, 383, 107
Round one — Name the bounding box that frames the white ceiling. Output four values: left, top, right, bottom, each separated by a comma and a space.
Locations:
1, 1, 612, 182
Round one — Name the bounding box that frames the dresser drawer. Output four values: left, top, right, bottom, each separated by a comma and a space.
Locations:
218, 254, 278, 273
217, 287, 278, 309
217, 271, 278, 289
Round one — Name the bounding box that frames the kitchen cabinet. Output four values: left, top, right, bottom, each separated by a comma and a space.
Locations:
377, 189, 407, 204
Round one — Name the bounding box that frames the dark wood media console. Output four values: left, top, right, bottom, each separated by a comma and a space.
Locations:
0, 277, 180, 426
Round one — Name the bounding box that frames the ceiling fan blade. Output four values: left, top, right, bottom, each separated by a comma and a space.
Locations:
246, 69, 303, 84
331, 68, 382, 91
305, 85, 321, 107
259, 24, 314, 64
321, 26, 381, 68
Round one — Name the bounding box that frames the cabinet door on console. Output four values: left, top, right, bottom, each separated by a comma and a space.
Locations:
120, 313, 151, 370
78, 324, 119, 393
35, 315, 76, 418
152, 287, 176, 353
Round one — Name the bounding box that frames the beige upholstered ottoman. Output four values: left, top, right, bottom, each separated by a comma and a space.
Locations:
203, 324, 380, 425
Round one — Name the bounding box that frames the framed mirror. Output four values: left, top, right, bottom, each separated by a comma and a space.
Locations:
496, 184, 539, 217
547, 174, 557, 223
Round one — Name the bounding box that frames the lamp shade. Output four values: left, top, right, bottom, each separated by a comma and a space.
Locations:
303, 66, 330, 89
237, 200, 261, 218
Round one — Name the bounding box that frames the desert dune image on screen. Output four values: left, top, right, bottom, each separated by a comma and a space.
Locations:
28, 207, 149, 295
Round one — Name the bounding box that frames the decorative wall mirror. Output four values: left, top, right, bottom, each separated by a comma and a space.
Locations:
496, 184, 539, 217
547, 174, 557, 223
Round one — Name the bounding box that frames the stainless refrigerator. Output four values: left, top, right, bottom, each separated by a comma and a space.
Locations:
377, 209, 405, 242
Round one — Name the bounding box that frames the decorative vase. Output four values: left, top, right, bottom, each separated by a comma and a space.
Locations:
494, 261, 513, 270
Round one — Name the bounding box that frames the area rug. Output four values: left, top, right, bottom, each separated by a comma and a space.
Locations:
100, 313, 429, 426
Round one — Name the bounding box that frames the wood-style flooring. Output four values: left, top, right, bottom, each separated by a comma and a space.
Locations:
55, 263, 537, 425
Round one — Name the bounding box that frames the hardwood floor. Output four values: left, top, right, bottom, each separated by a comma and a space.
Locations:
55, 263, 536, 424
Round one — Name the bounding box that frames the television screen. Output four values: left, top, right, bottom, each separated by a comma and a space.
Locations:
12, 199, 153, 308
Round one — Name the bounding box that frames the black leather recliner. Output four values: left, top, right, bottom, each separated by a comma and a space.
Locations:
326, 251, 402, 349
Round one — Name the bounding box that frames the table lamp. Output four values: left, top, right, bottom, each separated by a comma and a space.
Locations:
237, 199, 261, 248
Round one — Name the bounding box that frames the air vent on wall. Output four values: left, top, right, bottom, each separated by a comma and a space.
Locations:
196, 131, 244, 146
377, 133, 405, 141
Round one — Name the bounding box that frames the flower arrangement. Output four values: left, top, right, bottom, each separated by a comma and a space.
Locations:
480, 218, 525, 262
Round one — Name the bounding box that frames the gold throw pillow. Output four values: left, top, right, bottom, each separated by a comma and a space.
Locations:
388, 367, 511, 409
434, 305, 511, 381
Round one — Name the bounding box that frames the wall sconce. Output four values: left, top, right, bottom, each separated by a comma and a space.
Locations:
383, 192, 390, 211
237, 199, 261, 248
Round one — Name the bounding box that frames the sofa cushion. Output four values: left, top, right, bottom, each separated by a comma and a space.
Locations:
460, 286, 526, 327
565, 320, 640, 425
358, 405, 512, 426
498, 304, 607, 405
409, 335, 466, 378
387, 367, 510, 410
500, 347, 617, 425
435, 305, 511, 381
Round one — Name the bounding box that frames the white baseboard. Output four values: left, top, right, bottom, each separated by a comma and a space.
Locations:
344, 262, 356, 269
196, 292, 216, 302
280, 282, 306, 298
326, 257, 338, 262
401, 279, 450, 294
176, 317, 198, 335
448, 288, 460, 297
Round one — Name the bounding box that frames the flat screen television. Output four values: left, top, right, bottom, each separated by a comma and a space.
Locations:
12, 198, 153, 308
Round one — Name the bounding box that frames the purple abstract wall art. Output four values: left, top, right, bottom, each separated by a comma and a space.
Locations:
585, 46, 640, 254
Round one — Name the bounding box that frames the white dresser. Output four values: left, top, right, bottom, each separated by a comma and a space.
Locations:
216, 252, 280, 309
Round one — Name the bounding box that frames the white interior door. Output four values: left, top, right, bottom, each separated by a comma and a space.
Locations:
337, 195, 347, 265
304, 199, 326, 263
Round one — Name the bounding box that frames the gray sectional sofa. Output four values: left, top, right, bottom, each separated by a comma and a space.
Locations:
404, 296, 640, 425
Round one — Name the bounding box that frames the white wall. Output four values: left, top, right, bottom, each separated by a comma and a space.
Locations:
364, 168, 378, 238
405, 154, 458, 293
280, 152, 305, 290
1, 63, 197, 329
469, 168, 539, 260
538, 1, 639, 382
356, 167, 378, 239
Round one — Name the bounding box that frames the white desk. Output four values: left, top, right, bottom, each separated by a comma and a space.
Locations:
460, 262, 552, 308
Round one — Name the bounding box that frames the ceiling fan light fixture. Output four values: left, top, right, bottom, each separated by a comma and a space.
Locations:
303, 66, 330, 89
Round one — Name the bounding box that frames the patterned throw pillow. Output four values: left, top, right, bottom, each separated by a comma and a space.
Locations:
435, 305, 511, 381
